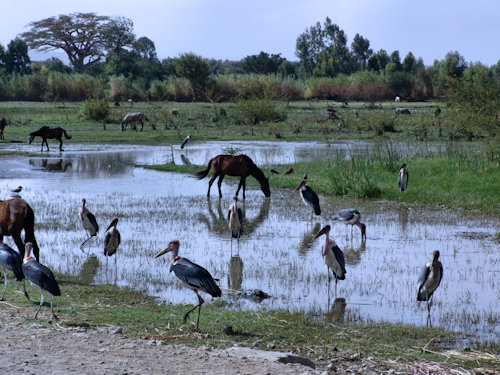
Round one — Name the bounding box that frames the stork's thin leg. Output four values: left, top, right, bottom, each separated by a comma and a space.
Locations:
80, 234, 93, 250
34, 290, 44, 319
23, 280, 30, 301
183, 292, 204, 329
49, 293, 58, 320
1, 271, 7, 301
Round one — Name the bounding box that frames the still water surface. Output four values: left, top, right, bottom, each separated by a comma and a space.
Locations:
0, 141, 498, 342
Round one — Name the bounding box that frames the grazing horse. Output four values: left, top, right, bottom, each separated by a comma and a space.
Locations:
121, 112, 149, 131
0, 198, 40, 261
0, 117, 7, 140
29, 126, 72, 152
196, 154, 271, 198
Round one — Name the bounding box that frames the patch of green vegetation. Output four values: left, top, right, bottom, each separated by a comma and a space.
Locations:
3, 273, 496, 372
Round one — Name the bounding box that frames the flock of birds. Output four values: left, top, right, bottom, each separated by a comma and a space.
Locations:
0, 157, 442, 328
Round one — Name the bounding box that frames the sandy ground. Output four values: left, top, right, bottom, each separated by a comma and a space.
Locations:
0, 302, 319, 375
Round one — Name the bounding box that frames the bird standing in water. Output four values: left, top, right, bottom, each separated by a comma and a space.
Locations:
80, 199, 99, 249
295, 178, 321, 216
0, 241, 29, 301
227, 197, 243, 241
181, 134, 192, 149
417, 250, 443, 317
332, 208, 366, 240
104, 218, 121, 257
155, 240, 221, 330
399, 163, 409, 192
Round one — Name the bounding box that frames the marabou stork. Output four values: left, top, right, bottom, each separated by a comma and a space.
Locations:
417, 250, 443, 315
22, 242, 61, 320
227, 197, 244, 240
104, 218, 121, 257
332, 208, 366, 240
11, 186, 22, 193
79, 199, 99, 249
0, 242, 29, 301
295, 179, 321, 216
313, 225, 346, 295
155, 240, 221, 330
399, 163, 409, 192
180, 134, 192, 149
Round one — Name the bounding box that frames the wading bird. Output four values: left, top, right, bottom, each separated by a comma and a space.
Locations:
295, 178, 321, 216
22, 242, 61, 320
333, 208, 366, 240
155, 240, 221, 330
104, 218, 121, 257
0, 241, 29, 301
227, 197, 244, 241
181, 134, 192, 149
417, 250, 443, 316
11, 186, 22, 193
284, 168, 294, 175
313, 225, 346, 295
399, 163, 409, 192
269, 168, 279, 174
80, 199, 99, 249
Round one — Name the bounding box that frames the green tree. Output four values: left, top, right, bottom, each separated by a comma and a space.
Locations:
351, 33, 372, 70
4, 38, 31, 74
389, 50, 403, 71
174, 53, 210, 99
22, 12, 112, 72
103, 16, 135, 56
367, 54, 380, 72
375, 49, 390, 71
295, 21, 324, 76
402, 52, 416, 74
242, 51, 285, 74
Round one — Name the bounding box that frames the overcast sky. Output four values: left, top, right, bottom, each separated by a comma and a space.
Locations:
1, 0, 499, 66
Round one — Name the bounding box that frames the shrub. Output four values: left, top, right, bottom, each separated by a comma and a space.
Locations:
81, 99, 109, 123
236, 96, 287, 124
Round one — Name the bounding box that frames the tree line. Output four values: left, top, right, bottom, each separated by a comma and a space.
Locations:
0, 13, 499, 106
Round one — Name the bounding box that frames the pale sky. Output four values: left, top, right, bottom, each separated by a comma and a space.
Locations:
1, 0, 499, 66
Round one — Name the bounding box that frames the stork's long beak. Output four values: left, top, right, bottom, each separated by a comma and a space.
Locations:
105, 218, 119, 232
294, 180, 306, 191
154, 246, 173, 258
313, 225, 330, 241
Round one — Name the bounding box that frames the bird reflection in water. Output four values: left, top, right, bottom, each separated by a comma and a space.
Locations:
298, 222, 321, 257
79, 255, 100, 285
228, 255, 243, 291
180, 154, 191, 165
342, 239, 367, 267
326, 297, 346, 324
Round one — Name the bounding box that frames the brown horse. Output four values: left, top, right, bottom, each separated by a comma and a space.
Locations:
0, 117, 7, 140
0, 198, 40, 261
29, 126, 72, 152
196, 154, 271, 198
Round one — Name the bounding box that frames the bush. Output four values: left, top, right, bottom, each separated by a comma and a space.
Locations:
236, 96, 287, 124
81, 99, 109, 122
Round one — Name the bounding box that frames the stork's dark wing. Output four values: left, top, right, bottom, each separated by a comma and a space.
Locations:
332, 245, 346, 274
417, 264, 430, 290
104, 231, 111, 255
237, 207, 244, 233
173, 258, 221, 297
87, 211, 99, 233
0, 243, 24, 281
22, 260, 61, 296
334, 209, 355, 221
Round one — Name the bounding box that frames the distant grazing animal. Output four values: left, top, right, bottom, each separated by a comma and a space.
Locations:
0, 117, 7, 140
22, 242, 61, 320
399, 163, 409, 192
395, 108, 411, 115
28, 126, 72, 152
196, 154, 271, 198
417, 250, 443, 314
0, 198, 40, 261
128, 98, 134, 107
395, 96, 401, 103
171, 109, 179, 115
181, 134, 192, 149
121, 112, 149, 131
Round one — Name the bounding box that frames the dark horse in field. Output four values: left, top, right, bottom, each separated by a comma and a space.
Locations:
196, 154, 271, 198
0, 198, 40, 261
29, 126, 72, 152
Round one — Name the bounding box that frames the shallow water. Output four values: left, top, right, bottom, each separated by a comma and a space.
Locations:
0, 141, 498, 342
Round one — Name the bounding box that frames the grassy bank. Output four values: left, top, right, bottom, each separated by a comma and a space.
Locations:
2, 274, 498, 373
149, 143, 500, 215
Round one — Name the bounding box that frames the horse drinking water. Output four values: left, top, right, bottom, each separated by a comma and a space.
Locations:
28, 126, 72, 152
196, 154, 271, 198
0, 198, 40, 261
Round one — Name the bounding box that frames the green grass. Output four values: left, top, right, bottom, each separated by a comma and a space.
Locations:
3, 274, 497, 372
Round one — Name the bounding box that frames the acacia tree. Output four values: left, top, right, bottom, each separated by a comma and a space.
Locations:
22, 13, 115, 72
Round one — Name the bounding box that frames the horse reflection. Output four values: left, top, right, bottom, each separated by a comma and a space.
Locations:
343, 239, 367, 267
29, 158, 73, 172
326, 297, 346, 324
199, 198, 270, 238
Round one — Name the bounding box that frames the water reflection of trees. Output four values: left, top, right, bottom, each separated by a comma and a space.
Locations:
198, 198, 271, 237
